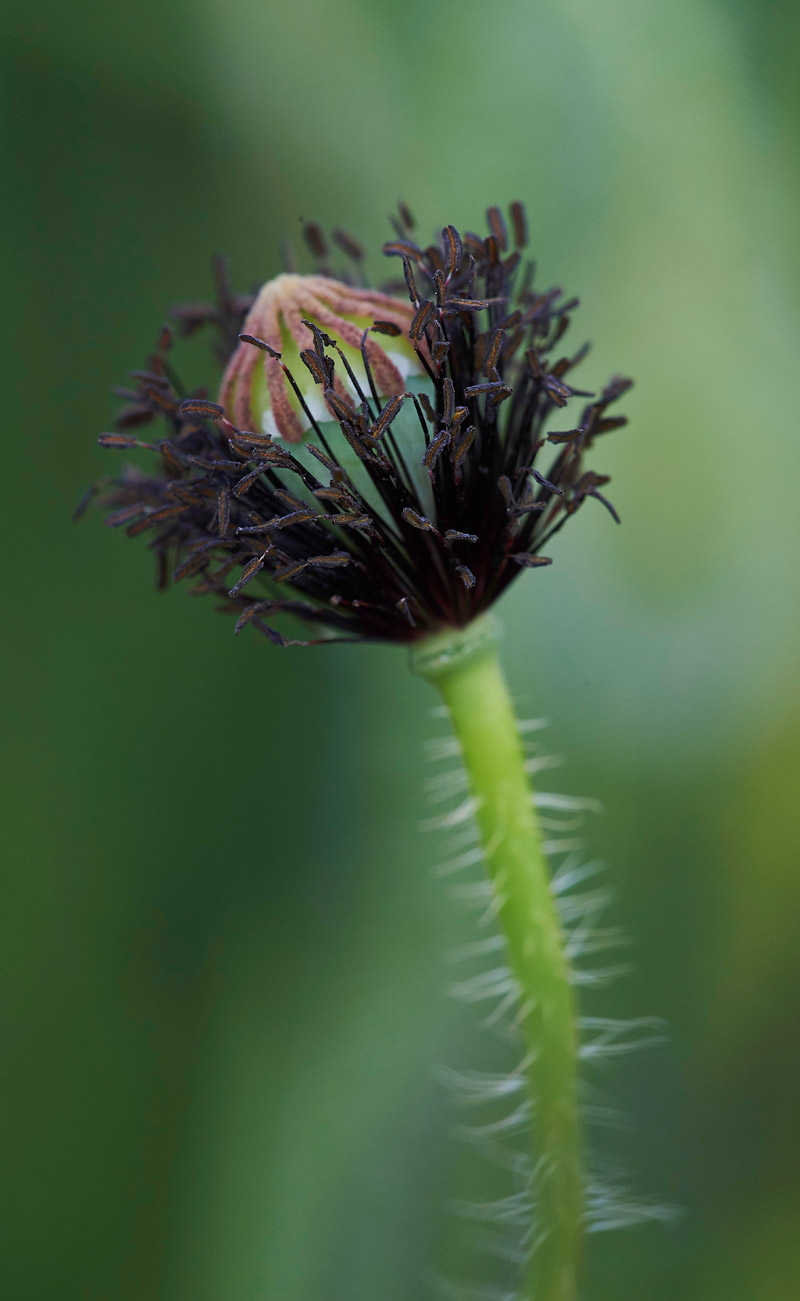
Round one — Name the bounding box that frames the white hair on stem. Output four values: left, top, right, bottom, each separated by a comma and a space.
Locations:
421, 714, 673, 1297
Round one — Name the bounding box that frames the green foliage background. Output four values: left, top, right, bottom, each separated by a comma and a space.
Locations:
3, 1, 799, 1296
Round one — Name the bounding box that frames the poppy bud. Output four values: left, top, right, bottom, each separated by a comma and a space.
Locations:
220, 274, 426, 442
88, 204, 631, 647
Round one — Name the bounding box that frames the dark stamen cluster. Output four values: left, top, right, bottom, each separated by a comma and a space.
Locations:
84, 204, 631, 646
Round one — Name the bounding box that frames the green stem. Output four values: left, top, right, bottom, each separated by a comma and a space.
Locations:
411, 616, 582, 1301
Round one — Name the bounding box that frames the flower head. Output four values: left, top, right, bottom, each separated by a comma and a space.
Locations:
87, 205, 631, 646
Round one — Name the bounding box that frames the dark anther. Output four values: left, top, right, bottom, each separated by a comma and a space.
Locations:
179, 398, 225, 419
442, 225, 463, 277
303, 222, 328, 259
398, 202, 415, 230
511, 554, 553, 568
532, 469, 564, 496
410, 299, 435, 340
402, 508, 438, 533
444, 530, 478, 546
510, 201, 528, 249
332, 229, 364, 261
239, 333, 281, 359
402, 255, 420, 306
486, 207, 508, 252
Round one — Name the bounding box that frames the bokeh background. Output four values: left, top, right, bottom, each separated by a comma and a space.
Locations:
3, 0, 799, 1297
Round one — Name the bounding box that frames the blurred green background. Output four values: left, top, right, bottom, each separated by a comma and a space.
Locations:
3, 0, 799, 1296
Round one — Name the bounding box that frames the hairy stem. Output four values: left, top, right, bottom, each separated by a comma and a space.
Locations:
411, 616, 582, 1301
